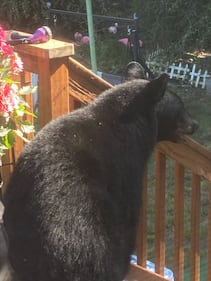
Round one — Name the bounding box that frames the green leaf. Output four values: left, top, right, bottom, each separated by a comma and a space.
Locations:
15, 129, 30, 143
15, 106, 37, 118
7, 118, 17, 130
4, 130, 16, 148
0, 69, 10, 80
19, 85, 37, 95
22, 109, 37, 118
19, 120, 35, 134
4, 77, 15, 84
15, 107, 25, 117
21, 124, 35, 134
0, 127, 11, 137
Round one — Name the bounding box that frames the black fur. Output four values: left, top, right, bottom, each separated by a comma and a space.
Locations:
125, 61, 198, 141
3, 76, 167, 281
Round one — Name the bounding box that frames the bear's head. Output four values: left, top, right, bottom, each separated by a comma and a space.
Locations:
125, 61, 198, 142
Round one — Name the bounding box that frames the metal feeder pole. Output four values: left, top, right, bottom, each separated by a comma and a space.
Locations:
85, 0, 97, 73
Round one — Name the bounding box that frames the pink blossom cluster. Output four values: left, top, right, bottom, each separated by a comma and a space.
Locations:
0, 83, 19, 116
0, 26, 23, 116
74, 32, 90, 45
74, 26, 143, 49
118, 38, 143, 47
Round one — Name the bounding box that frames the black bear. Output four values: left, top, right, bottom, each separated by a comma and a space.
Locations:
3, 75, 168, 281
125, 61, 199, 141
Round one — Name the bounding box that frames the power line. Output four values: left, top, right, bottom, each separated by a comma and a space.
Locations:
48, 8, 136, 24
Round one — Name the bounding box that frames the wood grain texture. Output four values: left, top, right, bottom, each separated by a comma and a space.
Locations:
126, 264, 171, 281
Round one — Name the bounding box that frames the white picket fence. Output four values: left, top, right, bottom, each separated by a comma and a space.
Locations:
168, 62, 210, 88
147, 61, 210, 89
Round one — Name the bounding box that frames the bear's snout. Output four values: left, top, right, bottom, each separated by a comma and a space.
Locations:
188, 119, 199, 134
177, 118, 199, 135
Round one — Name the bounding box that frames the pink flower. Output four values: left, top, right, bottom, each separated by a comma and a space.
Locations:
74, 32, 83, 41
118, 38, 143, 47
81, 36, 89, 45
0, 36, 13, 58
118, 38, 129, 46
0, 26, 6, 41
0, 25, 35, 155
0, 29, 23, 76
10, 52, 23, 74
0, 83, 19, 117
0, 26, 23, 116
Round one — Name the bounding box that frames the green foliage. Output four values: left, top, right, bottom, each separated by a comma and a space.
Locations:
0, 0, 211, 71
0, 0, 46, 31
0, 0, 210, 51
75, 39, 130, 74
136, 0, 211, 52
95, 40, 128, 74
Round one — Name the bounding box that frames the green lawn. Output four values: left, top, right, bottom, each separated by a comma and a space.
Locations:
168, 82, 211, 149
184, 257, 208, 281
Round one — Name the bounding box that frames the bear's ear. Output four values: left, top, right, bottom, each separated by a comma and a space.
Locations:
125, 61, 146, 80
121, 74, 169, 123
145, 73, 168, 103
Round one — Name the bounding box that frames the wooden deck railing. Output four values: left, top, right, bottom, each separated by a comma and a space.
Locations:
135, 137, 211, 281
1, 37, 210, 281
68, 58, 211, 281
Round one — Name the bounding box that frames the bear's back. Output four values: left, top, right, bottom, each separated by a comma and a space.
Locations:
3, 75, 167, 281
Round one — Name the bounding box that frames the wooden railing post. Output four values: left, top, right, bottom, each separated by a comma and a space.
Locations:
154, 149, 166, 275
136, 170, 148, 267
174, 162, 185, 281
12, 36, 74, 128
190, 174, 201, 281
1, 33, 74, 191
37, 56, 69, 128
207, 184, 211, 281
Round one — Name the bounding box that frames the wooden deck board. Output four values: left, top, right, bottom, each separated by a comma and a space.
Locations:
126, 264, 171, 281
